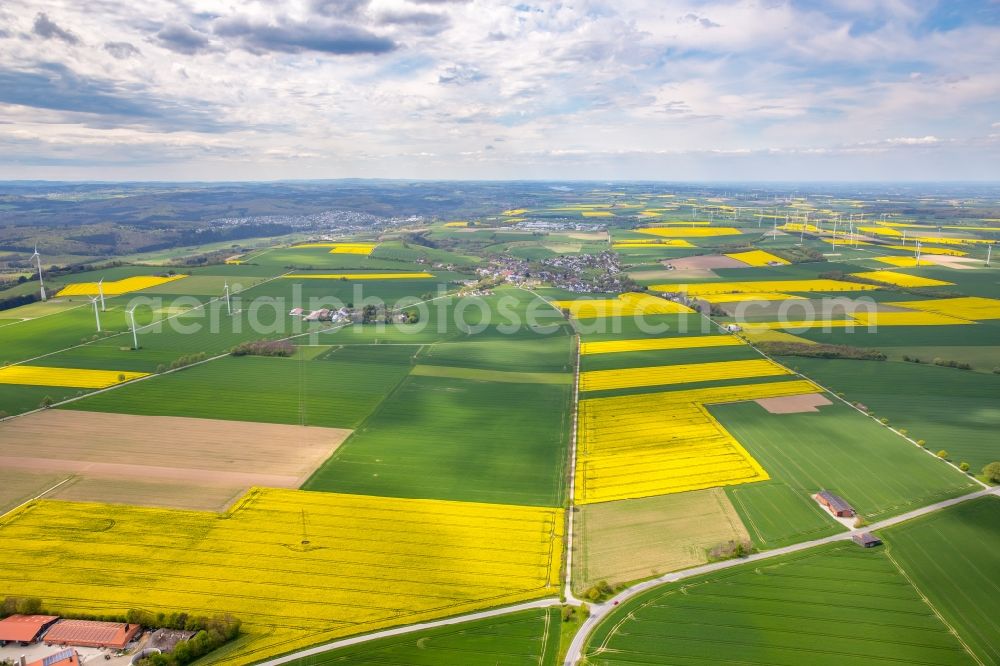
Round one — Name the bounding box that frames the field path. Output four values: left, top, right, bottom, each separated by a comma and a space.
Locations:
253, 598, 563, 666
561, 485, 999, 665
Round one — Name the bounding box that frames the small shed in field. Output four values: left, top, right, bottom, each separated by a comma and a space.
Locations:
852, 532, 882, 548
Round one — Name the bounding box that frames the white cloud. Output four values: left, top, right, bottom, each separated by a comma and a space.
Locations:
0, 0, 997, 179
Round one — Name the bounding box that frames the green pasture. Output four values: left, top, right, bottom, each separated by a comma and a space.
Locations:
582, 542, 977, 666
411, 364, 571, 385
289, 608, 559, 666
66, 347, 416, 428
786, 358, 1000, 471
711, 400, 978, 524
725, 481, 842, 549
883, 497, 1000, 665
303, 373, 572, 506
580, 343, 758, 372
417, 336, 573, 373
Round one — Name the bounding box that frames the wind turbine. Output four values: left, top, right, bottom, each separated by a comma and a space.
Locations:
986, 244, 992, 267
915, 241, 922, 264
31, 246, 46, 301
832, 214, 840, 251
901, 229, 907, 247
97, 278, 106, 311
91, 297, 102, 332
126, 306, 139, 349
224, 281, 232, 316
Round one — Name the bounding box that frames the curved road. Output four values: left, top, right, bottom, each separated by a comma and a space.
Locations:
562, 485, 999, 665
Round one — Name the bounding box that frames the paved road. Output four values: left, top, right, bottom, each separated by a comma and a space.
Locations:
562, 485, 1000, 665
254, 598, 563, 666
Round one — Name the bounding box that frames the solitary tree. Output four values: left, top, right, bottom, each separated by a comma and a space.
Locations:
959, 462, 970, 472
983, 461, 1000, 483
936, 449, 949, 459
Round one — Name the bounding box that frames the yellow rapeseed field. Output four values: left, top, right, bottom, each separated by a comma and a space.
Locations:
872, 256, 933, 267
57, 275, 188, 297
291, 243, 377, 255
886, 296, 1000, 321
777, 223, 820, 233
581, 211, 614, 217
0, 365, 149, 388
724, 250, 789, 266
283, 273, 434, 280
636, 227, 742, 237
821, 238, 873, 246
882, 244, 966, 256
650, 279, 880, 295
0, 488, 563, 666
503, 208, 528, 216
580, 335, 744, 355
442, 221, 468, 227
849, 271, 954, 288
552, 293, 693, 319
579, 359, 791, 392
575, 379, 820, 504
612, 240, 695, 248
695, 292, 805, 303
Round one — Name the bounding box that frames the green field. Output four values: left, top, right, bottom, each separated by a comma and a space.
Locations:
785, 358, 1000, 471
710, 400, 978, 529
418, 336, 572, 373
411, 364, 571, 385
583, 542, 978, 666
580, 343, 758, 371
289, 608, 559, 666
882, 497, 1000, 665
66, 347, 416, 428
303, 374, 572, 506
726, 481, 842, 549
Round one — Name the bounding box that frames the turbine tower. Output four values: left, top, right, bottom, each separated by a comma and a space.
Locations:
224, 281, 232, 316
31, 246, 46, 301
91, 297, 102, 333
126, 306, 140, 349
97, 278, 106, 311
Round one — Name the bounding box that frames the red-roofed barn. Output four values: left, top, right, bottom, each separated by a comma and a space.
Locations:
0, 615, 60, 646
43, 620, 141, 650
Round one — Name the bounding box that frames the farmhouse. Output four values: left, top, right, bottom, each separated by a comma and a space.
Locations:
815, 490, 855, 518
853, 532, 883, 548
43, 620, 141, 650
0, 615, 60, 646
26, 648, 79, 666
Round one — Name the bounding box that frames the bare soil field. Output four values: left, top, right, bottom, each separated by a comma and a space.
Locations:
924, 255, 982, 270
756, 392, 832, 414
572, 488, 750, 593
0, 469, 66, 514
0, 410, 351, 509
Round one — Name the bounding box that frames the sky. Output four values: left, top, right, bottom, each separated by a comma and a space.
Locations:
0, 0, 998, 181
